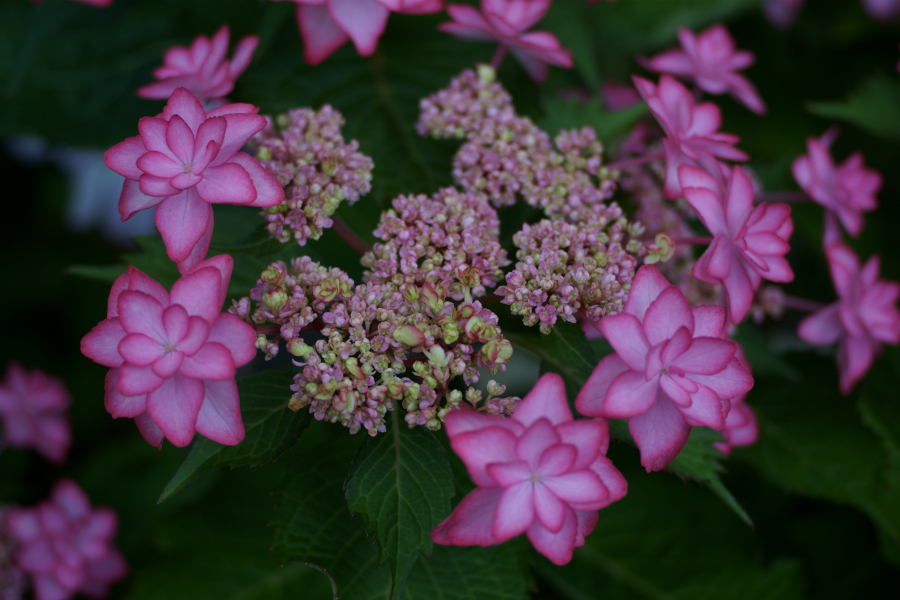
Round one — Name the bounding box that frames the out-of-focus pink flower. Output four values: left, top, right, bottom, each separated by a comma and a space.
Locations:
798, 241, 900, 394
137, 26, 259, 102
104, 88, 284, 271
633, 75, 747, 199
576, 265, 753, 472
3, 480, 127, 600
80, 256, 257, 448
440, 0, 573, 82
712, 346, 758, 455
600, 80, 641, 110
763, 0, 805, 28
276, 0, 443, 66
862, 0, 900, 21
680, 164, 794, 324
432, 373, 627, 565
791, 130, 881, 238
0, 363, 71, 464
643, 24, 766, 114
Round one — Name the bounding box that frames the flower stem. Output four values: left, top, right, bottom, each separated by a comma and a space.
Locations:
783, 295, 826, 313
604, 151, 665, 171
490, 45, 508, 70
755, 191, 810, 204
332, 216, 371, 256
673, 236, 713, 245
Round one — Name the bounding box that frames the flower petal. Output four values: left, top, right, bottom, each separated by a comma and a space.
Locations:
118, 179, 163, 221
643, 285, 695, 345
194, 378, 245, 445
296, 4, 350, 66
431, 487, 502, 547
328, 0, 390, 57
208, 313, 257, 366
118, 333, 165, 366
575, 354, 629, 417
104, 135, 146, 180
196, 163, 257, 204
599, 313, 650, 371
628, 393, 690, 472
81, 318, 127, 367
146, 373, 205, 447
155, 188, 213, 263
170, 266, 225, 325
179, 342, 235, 380
512, 372, 572, 427
117, 291, 166, 341
526, 506, 577, 566
118, 364, 165, 396
134, 412, 164, 449
450, 426, 519, 486
227, 152, 286, 207
492, 481, 534, 541
624, 265, 672, 320
103, 369, 147, 419
602, 370, 660, 418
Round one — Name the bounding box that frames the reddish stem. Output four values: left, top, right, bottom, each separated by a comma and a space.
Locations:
604, 151, 665, 171
490, 45, 508, 70
673, 236, 713, 245
332, 216, 371, 256
783, 295, 826, 313
254, 325, 280, 335
755, 191, 810, 204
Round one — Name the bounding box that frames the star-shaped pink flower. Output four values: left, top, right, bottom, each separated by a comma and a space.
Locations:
276, 0, 443, 66
104, 89, 284, 271
643, 24, 766, 114
798, 241, 900, 394
791, 130, 881, 237
3, 480, 128, 600
137, 26, 259, 102
633, 74, 748, 199
0, 363, 71, 464
432, 373, 627, 565
80, 256, 257, 448
679, 164, 794, 324
711, 347, 758, 456
439, 0, 573, 82
576, 265, 753, 472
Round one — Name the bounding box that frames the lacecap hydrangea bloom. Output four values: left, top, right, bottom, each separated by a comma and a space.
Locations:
432, 373, 627, 565
3, 480, 127, 600
576, 265, 754, 471
249, 105, 374, 246
0, 363, 71, 464
80, 256, 256, 448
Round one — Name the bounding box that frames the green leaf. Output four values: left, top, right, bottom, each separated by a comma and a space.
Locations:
807, 75, 900, 140
344, 415, 455, 600
210, 224, 290, 259
542, 0, 600, 90
539, 97, 648, 148
65, 263, 126, 283
159, 371, 306, 502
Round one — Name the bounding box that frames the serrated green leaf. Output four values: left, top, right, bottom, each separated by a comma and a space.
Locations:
159, 371, 306, 502
344, 415, 455, 600
807, 75, 900, 140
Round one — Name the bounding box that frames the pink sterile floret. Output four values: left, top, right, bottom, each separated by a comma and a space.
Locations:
277, 0, 443, 66
440, 0, 573, 83
80, 256, 257, 448
644, 24, 766, 115
791, 130, 881, 238
104, 88, 284, 271
679, 164, 794, 325
137, 25, 259, 102
632, 74, 748, 200
575, 265, 753, 472
3, 480, 127, 600
432, 373, 627, 565
712, 347, 758, 456
0, 362, 71, 464
798, 241, 900, 395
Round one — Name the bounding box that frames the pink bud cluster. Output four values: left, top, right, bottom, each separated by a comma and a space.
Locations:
362, 187, 510, 300
497, 205, 645, 333
249, 106, 374, 246
239, 259, 514, 435
417, 67, 618, 221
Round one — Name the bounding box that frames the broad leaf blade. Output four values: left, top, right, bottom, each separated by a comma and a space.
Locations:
159, 370, 305, 502
344, 416, 455, 600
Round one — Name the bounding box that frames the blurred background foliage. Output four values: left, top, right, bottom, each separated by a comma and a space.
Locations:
2, 0, 900, 598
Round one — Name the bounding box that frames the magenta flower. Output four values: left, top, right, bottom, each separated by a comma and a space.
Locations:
3, 480, 127, 600
432, 373, 627, 565
80, 256, 257, 448
0, 363, 71, 464
632, 75, 748, 199
791, 131, 881, 237
798, 241, 900, 394
277, 0, 443, 66
137, 26, 259, 102
439, 0, 573, 83
679, 164, 794, 324
643, 24, 766, 114
862, 0, 900, 21
576, 265, 753, 472
104, 88, 284, 271
711, 347, 758, 456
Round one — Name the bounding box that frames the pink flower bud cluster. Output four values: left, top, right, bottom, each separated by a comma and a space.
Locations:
362, 187, 510, 300
240, 260, 514, 435
249, 106, 374, 246
497, 205, 644, 333
0, 506, 25, 600
417, 67, 617, 221
462, 380, 520, 418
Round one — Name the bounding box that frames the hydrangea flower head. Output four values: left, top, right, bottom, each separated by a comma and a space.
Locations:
632, 74, 748, 199
80, 256, 257, 448
791, 130, 881, 237
576, 265, 754, 472
798, 241, 900, 394
679, 164, 794, 324
0, 363, 71, 464
104, 89, 284, 271
432, 373, 627, 565
277, 0, 443, 66
439, 0, 573, 82
137, 25, 259, 102
644, 24, 766, 114
3, 480, 127, 600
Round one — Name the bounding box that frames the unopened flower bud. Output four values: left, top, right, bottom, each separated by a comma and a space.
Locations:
393, 324, 426, 346
287, 338, 312, 358
263, 288, 288, 310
